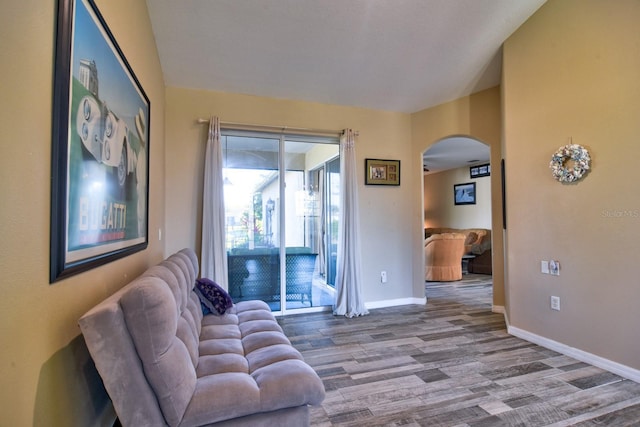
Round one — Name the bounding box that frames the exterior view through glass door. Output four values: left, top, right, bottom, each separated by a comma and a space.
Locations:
222, 131, 339, 313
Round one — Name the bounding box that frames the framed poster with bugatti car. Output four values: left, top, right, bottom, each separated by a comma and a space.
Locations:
50, 0, 150, 282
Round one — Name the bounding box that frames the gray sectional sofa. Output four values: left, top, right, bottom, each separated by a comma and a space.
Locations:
78, 248, 325, 426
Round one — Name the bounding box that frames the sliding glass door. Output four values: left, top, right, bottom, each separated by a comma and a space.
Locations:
222, 131, 338, 313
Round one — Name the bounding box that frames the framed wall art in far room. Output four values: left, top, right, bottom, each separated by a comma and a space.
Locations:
365, 158, 401, 186
454, 182, 476, 205
470, 163, 490, 178
50, 0, 150, 282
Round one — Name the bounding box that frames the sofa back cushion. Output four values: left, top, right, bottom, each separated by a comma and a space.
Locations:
464, 232, 478, 246
141, 264, 200, 369
79, 249, 204, 426
464, 229, 486, 244
78, 286, 168, 426
120, 278, 197, 426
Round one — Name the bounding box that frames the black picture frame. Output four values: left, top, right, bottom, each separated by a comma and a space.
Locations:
470, 163, 491, 178
501, 159, 507, 229
454, 182, 476, 205
365, 159, 401, 186
51, 0, 150, 282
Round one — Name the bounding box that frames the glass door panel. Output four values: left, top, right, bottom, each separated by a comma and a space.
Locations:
223, 135, 281, 311
283, 139, 316, 310
283, 140, 338, 310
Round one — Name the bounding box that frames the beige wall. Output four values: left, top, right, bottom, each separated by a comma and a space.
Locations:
503, 0, 640, 369
411, 87, 505, 307
0, 0, 166, 425
165, 87, 417, 304
424, 166, 492, 229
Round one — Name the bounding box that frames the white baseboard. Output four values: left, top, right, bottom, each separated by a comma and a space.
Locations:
508, 324, 640, 383
365, 297, 426, 310
280, 297, 426, 316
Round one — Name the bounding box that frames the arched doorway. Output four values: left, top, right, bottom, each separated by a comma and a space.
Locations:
422, 136, 494, 287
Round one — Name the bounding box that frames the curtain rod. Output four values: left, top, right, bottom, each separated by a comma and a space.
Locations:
196, 118, 356, 137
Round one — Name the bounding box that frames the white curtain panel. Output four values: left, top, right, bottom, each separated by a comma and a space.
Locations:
201, 116, 228, 288
333, 129, 369, 317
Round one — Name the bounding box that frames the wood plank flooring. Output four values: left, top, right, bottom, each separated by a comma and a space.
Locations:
278, 275, 640, 426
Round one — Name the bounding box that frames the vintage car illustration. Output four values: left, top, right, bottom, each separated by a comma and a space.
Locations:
76, 95, 136, 188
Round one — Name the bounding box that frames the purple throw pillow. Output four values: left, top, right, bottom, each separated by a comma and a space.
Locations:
194, 278, 233, 315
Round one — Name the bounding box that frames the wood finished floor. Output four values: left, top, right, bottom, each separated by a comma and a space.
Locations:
278, 275, 640, 426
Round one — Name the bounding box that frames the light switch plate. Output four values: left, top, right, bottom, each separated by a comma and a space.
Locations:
549, 260, 560, 276
541, 260, 550, 274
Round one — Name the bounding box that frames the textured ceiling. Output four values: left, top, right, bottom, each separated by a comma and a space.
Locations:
146, 0, 545, 172
146, 0, 546, 114
423, 137, 490, 175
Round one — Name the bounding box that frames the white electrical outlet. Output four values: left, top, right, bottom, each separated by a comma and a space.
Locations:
541, 260, 550, 274
381, 271, 387, 283
550, 296, 561, 311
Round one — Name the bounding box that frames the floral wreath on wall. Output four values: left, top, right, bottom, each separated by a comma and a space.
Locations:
549, 144, 591, 183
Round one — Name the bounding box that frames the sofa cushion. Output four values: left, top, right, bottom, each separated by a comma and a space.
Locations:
464, 231, 478, 246
199, 338, 245, 356
196, 353, 250, 376
120, 278, 197, 427
471, 237, 492, 255
78, 286, 169, 427
200, 323, 242, 340
464, 229, 487, 245
252, 359, 326, 411
183, 373, 261, 425
242, 331, 292, 354
185, 300, 324, 425
141, 264, 201, 367
195, 278, 234, 315
246, 344, 303, 371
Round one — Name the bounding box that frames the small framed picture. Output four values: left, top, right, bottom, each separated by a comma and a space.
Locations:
454, 182, 476, 205
365, 159, 400, 186
470, 163, 491, 178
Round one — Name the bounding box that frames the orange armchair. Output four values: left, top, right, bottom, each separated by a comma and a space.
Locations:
424, 233, 466, 281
